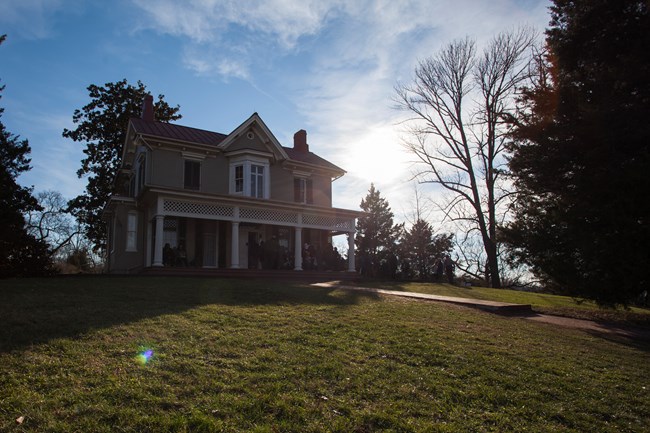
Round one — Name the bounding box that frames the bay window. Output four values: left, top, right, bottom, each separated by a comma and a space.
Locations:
229, 157, 270, 199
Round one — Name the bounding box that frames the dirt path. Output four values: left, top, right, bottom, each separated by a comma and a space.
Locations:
518, 312, 650, 341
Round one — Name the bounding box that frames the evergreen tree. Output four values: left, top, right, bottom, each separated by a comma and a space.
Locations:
400, 219, 453, 280
0, 35, 52, 277
64, 80, 181, 252
504, 1, 650, 305
355, 184, 402, 277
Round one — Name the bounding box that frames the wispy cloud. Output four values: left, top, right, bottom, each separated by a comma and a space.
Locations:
0, 0, 68, 39
182, 47, 252, 81
132, 0, 345, 48
130, 0, 551, 219
291, 0, 551, 217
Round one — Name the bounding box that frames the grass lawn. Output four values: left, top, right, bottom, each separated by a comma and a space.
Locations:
1, 276, 649, 432
360, 281, 650, 325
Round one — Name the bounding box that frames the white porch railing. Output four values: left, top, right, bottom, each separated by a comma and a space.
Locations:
152, 197, 357, 272
161, 198, 355, 231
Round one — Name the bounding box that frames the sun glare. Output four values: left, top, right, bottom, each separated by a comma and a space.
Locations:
344, 126, 408, 183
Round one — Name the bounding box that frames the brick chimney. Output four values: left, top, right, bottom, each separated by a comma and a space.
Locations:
293, 129, 308, 152
141, 94, 154, 122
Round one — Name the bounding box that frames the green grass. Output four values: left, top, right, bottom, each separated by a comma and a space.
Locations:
360, 281, 650, 325
1, 276, 649, 432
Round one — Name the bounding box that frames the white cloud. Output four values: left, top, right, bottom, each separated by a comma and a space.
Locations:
182, 48, 252, 81
131, 0, 551, 222
134, 0, 348, 82
132, 0, 346, 48
292, 0, 551, 222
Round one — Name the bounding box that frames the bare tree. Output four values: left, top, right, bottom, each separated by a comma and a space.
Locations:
26, 190, 81, 259
395, 27, 537, 288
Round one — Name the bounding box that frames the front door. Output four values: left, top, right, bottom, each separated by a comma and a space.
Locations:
203, 233, 217, 267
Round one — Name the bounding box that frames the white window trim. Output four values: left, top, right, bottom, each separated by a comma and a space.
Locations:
229, 155, 270, 199
126, 211, 138, 252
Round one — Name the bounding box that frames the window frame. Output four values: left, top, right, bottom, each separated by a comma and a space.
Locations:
294, 176, 313, 204
234, 164, 244, 193
229, 156, 270, 199
136, 153, 146, 195
184, 159, 201, 191
250, 164, 265, 198
126, 211, 138, 252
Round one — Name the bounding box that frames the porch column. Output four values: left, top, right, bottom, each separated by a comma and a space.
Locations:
145, 213, 152, 267
152, 215, 165, 267
347, 231, 356, 272
294, 227, 303, 271
230, 221, 240, 269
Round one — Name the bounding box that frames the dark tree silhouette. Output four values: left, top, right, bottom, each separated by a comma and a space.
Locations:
504, 0, 650, 306
64, 80, 181, 252
355, 184, 402, 278
0, 35, 52, 277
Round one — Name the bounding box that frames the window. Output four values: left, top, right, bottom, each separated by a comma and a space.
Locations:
294, 177, 313, 204
235, 165, 244, 193
137, 154, 146, 193
229, 158, 270, 199
251, 165, 264, 198
184, 160, 201, 190
126, 212, 137, 251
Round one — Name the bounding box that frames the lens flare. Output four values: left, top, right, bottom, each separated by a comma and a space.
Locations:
136, 348, 154, 365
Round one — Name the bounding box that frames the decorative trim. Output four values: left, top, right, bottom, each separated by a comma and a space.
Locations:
182, 151, 206, 161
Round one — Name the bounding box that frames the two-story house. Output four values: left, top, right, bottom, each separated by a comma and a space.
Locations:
104, 95, 361, 274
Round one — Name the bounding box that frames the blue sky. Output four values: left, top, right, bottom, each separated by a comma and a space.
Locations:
1, 0, 550, 223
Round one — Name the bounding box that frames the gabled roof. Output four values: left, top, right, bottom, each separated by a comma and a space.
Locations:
127, 113, 345, 177
216, 113, 289, 160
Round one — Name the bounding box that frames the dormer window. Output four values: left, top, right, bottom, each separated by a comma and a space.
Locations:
229, 154, 270, 199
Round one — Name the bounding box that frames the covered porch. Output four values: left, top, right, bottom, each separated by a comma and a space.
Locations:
145, 192, 359, 272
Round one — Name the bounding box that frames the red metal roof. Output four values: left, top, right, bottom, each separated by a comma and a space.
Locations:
131, 117, 227, 146
130, 117, 345, 175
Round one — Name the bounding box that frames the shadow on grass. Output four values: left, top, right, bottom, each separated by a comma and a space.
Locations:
494, 309, 650, 352
0, 276, 379, 354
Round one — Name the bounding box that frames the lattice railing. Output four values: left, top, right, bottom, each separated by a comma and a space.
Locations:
303, 214, 354, 230
162, 199, 354, 231
163, 200, 234, 218
240, 207, 298, 224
